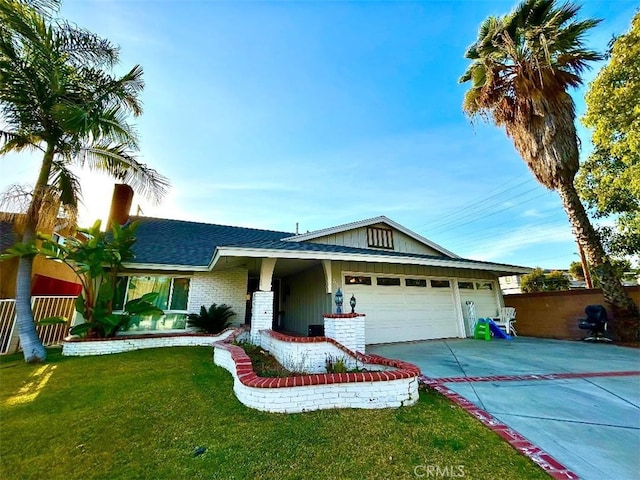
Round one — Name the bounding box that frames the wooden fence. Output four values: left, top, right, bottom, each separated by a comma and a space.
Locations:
0, 296, 76, 355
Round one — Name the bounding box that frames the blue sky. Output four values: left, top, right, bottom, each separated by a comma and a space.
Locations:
2, 0, 638, 269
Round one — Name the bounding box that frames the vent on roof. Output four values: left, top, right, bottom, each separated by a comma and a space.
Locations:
367, 227, 394, 250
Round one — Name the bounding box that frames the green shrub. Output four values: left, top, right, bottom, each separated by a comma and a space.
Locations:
187, 304, 235, 334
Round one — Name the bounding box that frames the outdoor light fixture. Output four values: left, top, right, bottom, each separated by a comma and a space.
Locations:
335, 288, 344, 314
350, 294, 356, 314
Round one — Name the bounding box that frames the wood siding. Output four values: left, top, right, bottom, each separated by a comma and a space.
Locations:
307, 224, 444, 256
331, 261, 497, 281
281, 265, 331, 335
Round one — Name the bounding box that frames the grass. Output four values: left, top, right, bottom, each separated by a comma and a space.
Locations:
0, 347, 549, 480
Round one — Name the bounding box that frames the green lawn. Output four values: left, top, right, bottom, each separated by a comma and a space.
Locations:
0, 347, 548, 480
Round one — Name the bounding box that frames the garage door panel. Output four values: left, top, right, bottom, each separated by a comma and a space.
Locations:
351, 278, 459, 345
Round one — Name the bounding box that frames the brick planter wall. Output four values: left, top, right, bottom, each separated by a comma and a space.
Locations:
62, 329, 236, 356
213, 329, 420, 413
323, 313, 365, 353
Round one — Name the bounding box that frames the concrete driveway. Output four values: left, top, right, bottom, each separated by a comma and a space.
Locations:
368, 337, 640, 480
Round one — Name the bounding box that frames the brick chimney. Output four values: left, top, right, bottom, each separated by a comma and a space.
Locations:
107, 184, 134, 228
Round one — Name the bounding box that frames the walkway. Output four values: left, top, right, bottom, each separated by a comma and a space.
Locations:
369, 337, 640, 480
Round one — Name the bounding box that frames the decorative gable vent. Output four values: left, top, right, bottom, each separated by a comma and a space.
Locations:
367, 227, 394, 250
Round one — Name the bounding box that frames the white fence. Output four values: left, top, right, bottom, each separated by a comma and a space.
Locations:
0, 296, 77, 355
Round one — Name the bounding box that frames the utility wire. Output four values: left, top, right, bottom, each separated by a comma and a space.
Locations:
416, 174, 534, 230
442, 218, 571, 250
427, 191, 551, 236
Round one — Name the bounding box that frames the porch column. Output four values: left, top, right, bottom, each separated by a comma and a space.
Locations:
321, 259, 332, 294
251, 258, 277, 345
250, 290, 274, 345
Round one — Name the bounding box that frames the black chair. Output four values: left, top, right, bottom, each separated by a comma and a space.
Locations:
578, 305, 611, 342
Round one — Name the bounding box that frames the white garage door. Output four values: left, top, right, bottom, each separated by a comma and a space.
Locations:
458, 280, 500, 336
344, 274, 460, 344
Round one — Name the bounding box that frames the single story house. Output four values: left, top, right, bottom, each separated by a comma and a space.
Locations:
110, 186, 529, 344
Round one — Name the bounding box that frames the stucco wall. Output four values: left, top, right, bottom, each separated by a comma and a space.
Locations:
0, 256, 81, 298
505, 286, 640, 339
188, 268, 248, 323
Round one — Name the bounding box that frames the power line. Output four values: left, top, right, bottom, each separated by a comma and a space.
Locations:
427, 190, 551, 236
416, 174, 534, 230
442, 217, 571, 250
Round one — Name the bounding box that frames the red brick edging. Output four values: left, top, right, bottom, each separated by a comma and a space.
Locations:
214, 329, 420, 388
432, 370, 640, 384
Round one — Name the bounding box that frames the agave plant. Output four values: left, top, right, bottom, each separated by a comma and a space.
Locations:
187, 304, 235, 334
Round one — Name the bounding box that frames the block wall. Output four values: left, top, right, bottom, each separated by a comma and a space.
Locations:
62, 330, 235, 356
188, 268, 248, 323
250, 291, 273, 345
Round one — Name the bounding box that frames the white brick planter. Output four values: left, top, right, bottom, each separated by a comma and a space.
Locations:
213, 329, 420, 413
62, 329, 236, 356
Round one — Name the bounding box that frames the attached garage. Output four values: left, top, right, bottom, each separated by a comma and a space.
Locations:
457, 280, 501, 336
344, 274, 462, 344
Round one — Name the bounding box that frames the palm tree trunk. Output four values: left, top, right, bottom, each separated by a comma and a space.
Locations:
557, 182, 640, 342
14, 143, 57, 362
15, 223, 46, 362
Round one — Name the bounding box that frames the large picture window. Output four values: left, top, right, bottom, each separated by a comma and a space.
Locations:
113, 276, 191, 332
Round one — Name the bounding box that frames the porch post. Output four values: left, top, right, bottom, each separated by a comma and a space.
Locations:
251, 258, 277, 345
250, 291, 274, 345
321, 259, 332, 294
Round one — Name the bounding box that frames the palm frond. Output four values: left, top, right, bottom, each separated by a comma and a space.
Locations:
49, 161, 81, 208
81, 143, 169, 204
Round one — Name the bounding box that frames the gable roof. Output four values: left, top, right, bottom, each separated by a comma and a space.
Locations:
125, 215, 530, 275
282, 216, 459, 258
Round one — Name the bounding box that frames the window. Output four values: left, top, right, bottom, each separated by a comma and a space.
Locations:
476, 282, 493, 290
458, 281, 474, 290
431, 280, 451, 288
345, 275, 372, 285
367, 227, 394, 249
405, 278, 427, 287
113, 276, 191, 332
377, 277, 401, 286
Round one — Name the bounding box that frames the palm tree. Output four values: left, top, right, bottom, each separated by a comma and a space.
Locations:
460, 0, 639, 341
0, 0, 169, 361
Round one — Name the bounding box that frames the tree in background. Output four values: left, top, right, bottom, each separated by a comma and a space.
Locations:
577, 13, 639, 259
521, 268, 571, 293
0, 0, 168, 361
460, 0, 639, 341
569, 261, 586, 281
569, 259, 635, 288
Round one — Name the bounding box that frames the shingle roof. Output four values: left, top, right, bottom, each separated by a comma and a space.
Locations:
127, 216, 529, 273
0, 220, 19, 253
128, 216, 292, 267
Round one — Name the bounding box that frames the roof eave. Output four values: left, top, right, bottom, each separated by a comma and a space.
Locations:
214, 246, 531, 275
121, 262, 209, 272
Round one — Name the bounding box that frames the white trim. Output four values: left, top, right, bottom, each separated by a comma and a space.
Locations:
211, 246, 530, 275
121, 262, 208, 272
322, 259, 332, 294
282, 216, 460, 259
259, 258, 277, 291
